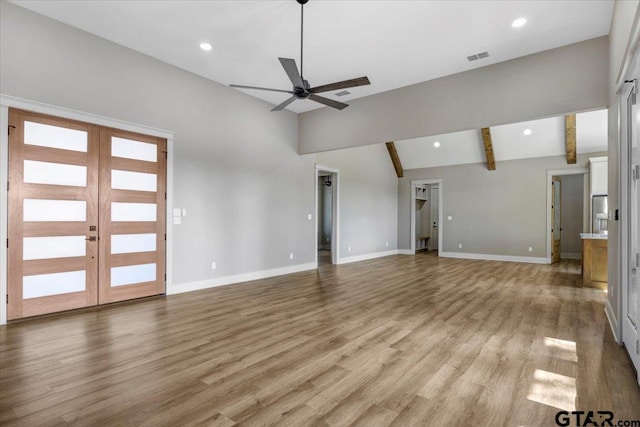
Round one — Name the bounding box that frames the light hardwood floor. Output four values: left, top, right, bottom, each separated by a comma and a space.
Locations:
1, 253, 639, 426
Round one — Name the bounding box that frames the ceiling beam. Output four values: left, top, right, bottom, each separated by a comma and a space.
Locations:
385, 142, 403, 178
481, 128, 496, 171
564, 114, 577, 164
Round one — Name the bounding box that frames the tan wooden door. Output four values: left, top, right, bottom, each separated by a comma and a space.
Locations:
98, 128, 166, 304
7, 109, 167, 319
8, 110, 100, 319
551, 176, 561, 264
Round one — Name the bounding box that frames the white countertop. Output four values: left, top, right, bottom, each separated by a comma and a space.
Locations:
580, 233, 608, 240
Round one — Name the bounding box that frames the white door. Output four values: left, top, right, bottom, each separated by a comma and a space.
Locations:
622, 69, 640, 376
430, 186, 439, 251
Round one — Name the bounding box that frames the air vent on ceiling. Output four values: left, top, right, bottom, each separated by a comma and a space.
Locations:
467, 51, 490, 62
335, 90, 351, 97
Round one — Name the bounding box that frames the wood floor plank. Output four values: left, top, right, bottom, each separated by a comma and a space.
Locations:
0, 254, 639, 426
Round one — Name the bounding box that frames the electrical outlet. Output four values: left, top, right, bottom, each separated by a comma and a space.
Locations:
528, 247, 533, 252
182, 208, 187, 217
211, 261, 216, 270
307, 214, 312, 220
458, 243, 462, 249
348, 246, 352, 252
289, 253, 294, 260
386, 242, 389, 247
173, 217, 181, 225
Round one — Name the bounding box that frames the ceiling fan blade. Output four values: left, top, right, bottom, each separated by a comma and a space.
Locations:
230, 84, 294, 94
309, 94, 349, 110
279, 58, 305, 88
271, 95, 298, 112
310, 76, 370, 94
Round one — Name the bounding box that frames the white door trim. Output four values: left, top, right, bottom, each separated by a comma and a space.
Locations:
410, 178, 443, 255
0, 94, 175, 325
315, 164, 340, 266
545, 168, 589, 263
620, 75, 640, 378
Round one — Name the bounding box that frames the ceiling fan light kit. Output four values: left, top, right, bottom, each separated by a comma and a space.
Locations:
230, 0, 370, 112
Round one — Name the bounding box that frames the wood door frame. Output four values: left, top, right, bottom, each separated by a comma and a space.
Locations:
410, 179, 443, 254
0, 94, 175, 325
545, 168, 589, 264
315, 164, 339, 266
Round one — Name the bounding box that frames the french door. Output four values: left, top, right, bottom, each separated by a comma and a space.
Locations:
7, 109, 166, 320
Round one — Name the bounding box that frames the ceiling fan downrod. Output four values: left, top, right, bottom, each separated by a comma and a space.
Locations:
298, 0, 308, 83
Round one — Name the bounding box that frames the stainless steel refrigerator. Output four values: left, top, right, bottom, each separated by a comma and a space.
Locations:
592, 195, 608, 234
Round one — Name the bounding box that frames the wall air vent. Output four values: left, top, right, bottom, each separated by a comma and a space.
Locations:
335, 90, 351, 97
467, 51, 490, 62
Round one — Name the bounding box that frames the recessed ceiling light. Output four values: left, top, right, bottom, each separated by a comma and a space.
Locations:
512, 18, 527, 28
523, 129, 532, 136
200, 42, 212, 51
433, 141, 441, 148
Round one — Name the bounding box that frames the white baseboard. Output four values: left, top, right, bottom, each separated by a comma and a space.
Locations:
397, 249, 414, 255
168, 262, 316, 295
605, 299, 621, 344
561, 252, 582, 260
337, 249, 399, 265
440, 251, 550, 264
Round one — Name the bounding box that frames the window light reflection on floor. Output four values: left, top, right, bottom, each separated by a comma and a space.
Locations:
544, 337, 578, 363
527, 369, 577, 411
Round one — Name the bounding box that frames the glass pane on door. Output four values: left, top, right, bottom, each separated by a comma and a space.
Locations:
24, 160, 87, 187
24, 121, 88, 152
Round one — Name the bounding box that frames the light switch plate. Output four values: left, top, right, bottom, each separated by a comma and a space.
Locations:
182, 209, 187, 217
448, 216, 453, 221
173, 217, 181, 225
173, 208, 181, 217
307, 214, 312, 220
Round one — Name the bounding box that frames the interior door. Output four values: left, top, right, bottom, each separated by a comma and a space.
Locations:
623, 76, 640, 375
430, 186, 439, 251
98, 128, 166, 304
8, 110, 100, 319
552, 176, 562, 263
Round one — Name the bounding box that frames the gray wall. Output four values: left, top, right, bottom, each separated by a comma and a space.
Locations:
0, 2, 402, 291
559, 174, 584, 257
417, 198, 431, 239
0, 2, 316, 286
398, 153, 604, 258
316, 144, 398, 257
607, 0, 640, 332
299, 37, 608, 154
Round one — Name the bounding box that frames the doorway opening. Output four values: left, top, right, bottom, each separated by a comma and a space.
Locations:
546, 169, 589, 264
315, 165, 339, 266
410, 179, 443, 254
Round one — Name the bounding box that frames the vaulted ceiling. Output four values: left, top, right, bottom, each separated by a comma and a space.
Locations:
10, 0, 613, 113
394, 109, 608, 170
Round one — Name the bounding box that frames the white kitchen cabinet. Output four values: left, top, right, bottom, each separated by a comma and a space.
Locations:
589, 156, 608, 196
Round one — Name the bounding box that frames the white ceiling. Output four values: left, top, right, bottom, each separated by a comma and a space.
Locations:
395, 109, 608, 170
11, 0, 613, 113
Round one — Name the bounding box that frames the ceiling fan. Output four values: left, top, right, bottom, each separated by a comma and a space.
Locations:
230, 0, 370, 112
